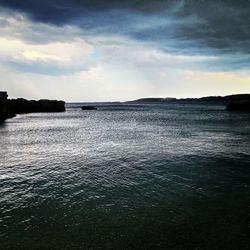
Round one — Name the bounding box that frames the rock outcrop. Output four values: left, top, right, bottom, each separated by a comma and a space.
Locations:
226, 99, 250, 112
8, 98, 66, 113
0, 91, 65, 122
81, 106, 97, 110
0, 92, 15, 122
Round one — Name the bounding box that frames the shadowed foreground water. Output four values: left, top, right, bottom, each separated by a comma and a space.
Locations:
0, 103, 250, 249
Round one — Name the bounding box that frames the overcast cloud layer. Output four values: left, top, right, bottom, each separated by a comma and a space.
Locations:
0, 0, 249, 101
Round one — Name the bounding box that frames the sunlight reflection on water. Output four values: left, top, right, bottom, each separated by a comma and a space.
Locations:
0, 103, 250, 249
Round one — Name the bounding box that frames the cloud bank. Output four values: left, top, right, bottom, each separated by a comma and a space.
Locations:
0, 0, 249, 100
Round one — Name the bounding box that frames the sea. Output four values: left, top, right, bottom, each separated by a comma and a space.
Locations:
0, 102, 249, 249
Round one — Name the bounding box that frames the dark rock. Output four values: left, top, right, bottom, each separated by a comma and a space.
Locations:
0, 91, 65, 122
0, 91, 7, 101
8, 98, 65, 114
0, 92, 15, 122
81, 106, 97, 110
226, 99, 250, 112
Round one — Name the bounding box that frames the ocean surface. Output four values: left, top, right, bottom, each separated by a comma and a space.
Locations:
0, 103, 249, 249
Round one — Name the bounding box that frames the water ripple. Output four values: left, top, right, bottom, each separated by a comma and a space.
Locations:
0, 103, 249, 249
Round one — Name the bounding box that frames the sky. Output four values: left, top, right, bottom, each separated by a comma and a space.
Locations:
0, 0, 250, 102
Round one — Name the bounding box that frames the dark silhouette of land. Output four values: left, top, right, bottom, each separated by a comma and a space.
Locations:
0, 92, 15, 121
2, 92, 250, 122
81, 106, 97, 110
226, 99, 250, 112
127, 94, 250, 112
0, 91, 65, 122
127, 94, 250, 104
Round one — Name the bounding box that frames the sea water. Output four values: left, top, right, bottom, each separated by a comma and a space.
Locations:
0, 103, 249, 249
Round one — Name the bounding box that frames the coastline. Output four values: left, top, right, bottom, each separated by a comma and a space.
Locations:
0, 91, 65, 122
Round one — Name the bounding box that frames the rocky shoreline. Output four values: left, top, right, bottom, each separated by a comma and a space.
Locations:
0, 91, 65, 122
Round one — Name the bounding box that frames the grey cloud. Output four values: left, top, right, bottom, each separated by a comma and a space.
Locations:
0, 0, 250, 70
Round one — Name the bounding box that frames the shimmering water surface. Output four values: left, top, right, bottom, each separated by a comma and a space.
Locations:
0, 103, 250, 249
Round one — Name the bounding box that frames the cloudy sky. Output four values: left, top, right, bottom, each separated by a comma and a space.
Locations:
0, 0, 250, 101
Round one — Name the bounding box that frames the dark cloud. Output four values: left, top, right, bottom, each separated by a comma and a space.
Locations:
0, 0, 175, 22
175, 1, 250, 53
0, 0, 79, 24
0, 0, 250, 69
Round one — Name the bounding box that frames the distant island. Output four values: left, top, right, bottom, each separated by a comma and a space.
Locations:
127, 94, 250, 104
0, 91, 65, 122
127, 94, 250, 112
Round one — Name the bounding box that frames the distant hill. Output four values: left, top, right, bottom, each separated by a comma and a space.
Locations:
127, 94, 250, 104
127, 97, 177, 103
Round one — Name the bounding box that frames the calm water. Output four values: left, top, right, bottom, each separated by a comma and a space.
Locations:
0, 103, 250, 249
